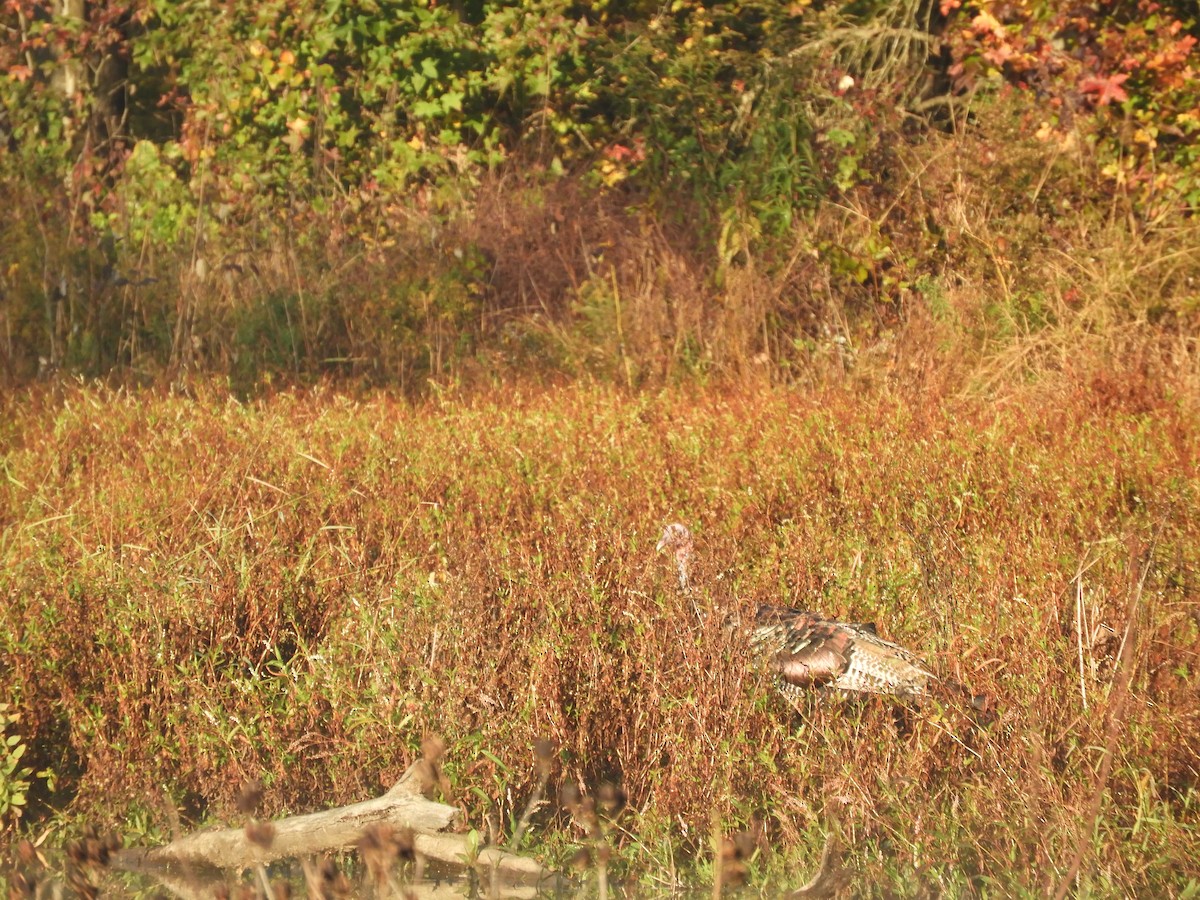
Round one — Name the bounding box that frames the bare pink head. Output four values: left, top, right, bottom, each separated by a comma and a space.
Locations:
656, 522, 693, 591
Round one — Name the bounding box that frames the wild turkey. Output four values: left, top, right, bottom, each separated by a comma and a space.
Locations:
656, 522, 935, 699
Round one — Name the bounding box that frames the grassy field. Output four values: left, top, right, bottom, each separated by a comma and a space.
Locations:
1, 377, 1199, 896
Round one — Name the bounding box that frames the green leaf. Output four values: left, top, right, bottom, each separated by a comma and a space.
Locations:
825, 128, 857, 148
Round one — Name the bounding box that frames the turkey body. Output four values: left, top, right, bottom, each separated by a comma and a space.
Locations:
752, 605, 934, 699
657, 522, 934, 699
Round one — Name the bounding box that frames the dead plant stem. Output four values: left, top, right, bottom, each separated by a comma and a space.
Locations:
1051, 548, 1150, 899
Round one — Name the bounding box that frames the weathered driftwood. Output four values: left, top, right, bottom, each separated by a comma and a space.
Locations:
415, 832, 548, 881
113, 765, 555, 892
128, 788, 460, 870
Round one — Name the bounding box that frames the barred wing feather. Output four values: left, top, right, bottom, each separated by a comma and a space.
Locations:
753, 606, 934, 699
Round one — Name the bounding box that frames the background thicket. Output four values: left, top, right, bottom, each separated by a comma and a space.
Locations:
1, 0, 1196, 392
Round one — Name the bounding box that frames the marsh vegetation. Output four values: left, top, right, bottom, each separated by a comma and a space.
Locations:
2, 0, 1199, 894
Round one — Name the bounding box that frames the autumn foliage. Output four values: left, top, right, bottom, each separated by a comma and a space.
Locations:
0, 0, 1197, 385
2, 1, 1200, 894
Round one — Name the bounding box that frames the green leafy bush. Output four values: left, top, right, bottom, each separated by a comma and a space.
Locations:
127, 0, 598, 206
0, 703, 54, 832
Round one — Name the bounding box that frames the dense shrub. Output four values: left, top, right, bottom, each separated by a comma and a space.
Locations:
1, 0, 1197, 390
944, 0, 1200, 208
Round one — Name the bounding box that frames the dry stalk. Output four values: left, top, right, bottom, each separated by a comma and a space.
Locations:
1075, 577, 1089, 710
507, 739, 554, 852
1051, 545, 1150, 900
1070, 551, 1105, 709
710, 809, 723, 900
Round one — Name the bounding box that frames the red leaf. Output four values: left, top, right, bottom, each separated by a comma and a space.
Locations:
1079, 72, 1129, 106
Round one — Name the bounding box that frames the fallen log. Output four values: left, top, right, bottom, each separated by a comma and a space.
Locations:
415, 832, 548, 882
122, 786, 459, 870
112, 764, 556, 893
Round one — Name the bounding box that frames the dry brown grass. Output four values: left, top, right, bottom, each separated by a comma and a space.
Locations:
1, 369, 1197, 894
